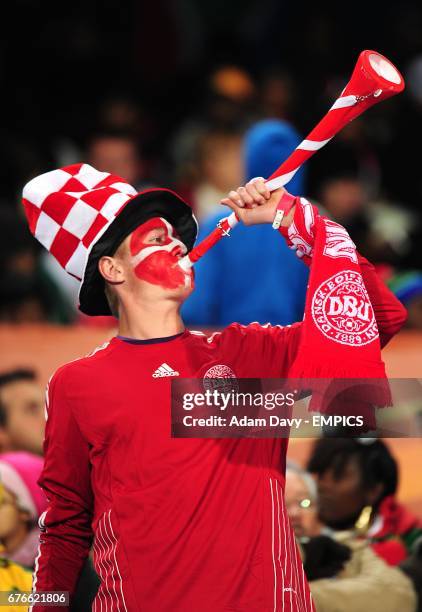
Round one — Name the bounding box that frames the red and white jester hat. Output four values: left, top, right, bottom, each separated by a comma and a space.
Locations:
22, 163, 198, 316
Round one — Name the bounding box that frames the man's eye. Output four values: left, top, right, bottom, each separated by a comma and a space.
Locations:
149, 235, 163, 243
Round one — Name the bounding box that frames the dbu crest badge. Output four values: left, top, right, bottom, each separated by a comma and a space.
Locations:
312, 271, 379, 346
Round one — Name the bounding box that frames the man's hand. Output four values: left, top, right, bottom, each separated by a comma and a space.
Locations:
220, 178, 295, 227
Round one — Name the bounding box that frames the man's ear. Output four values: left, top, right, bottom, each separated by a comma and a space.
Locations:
98, 255, 125, 285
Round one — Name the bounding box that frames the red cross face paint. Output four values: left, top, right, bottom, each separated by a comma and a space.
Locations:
129, 217, 193, 290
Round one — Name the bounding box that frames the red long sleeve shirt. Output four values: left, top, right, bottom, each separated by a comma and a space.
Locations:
31, 256, 406, 612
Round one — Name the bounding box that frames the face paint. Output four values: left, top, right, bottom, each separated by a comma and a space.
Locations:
129, 217, 193, 290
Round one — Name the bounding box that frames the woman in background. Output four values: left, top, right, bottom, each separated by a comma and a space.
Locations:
307, 438, 422, 566
0, 452, 46, 569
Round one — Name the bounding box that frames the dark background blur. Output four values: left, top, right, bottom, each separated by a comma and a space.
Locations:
2, 0, 421, 200
1, 0, 422, 324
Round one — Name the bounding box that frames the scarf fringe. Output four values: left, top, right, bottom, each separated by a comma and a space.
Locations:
288, 361, 392, 433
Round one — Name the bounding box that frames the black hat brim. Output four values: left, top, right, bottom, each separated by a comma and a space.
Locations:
79, 189, 198, 316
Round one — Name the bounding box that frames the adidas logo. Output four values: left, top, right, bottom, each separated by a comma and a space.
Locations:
152, 363, 180, 378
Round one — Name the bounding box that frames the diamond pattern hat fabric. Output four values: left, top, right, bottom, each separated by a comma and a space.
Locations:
23, 163, 138, 281
22, 163, 198, 316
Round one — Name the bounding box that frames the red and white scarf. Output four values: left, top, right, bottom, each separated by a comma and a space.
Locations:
279, 196, 391, 430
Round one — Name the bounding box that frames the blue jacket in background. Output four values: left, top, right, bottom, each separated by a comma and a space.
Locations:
182, 120, 309, 327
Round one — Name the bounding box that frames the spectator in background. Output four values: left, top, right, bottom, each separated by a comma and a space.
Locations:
314, 170, 417, 265
0, 374, 100, 608
315, 170, 368, 236
96, 95, 146, 137
182, 119, 308, 326
285, 463, 322, 539
86, 130, 148, 191
170, 65, 256, 189
284, 463, 417, 612
259, 69, 296, 122
307, 438, 422, 566
0, 452, 46, 569
204, 66, 256, 130
0, 210, 75, 324
0, 554, 32, 612
53, 94, 154, 170
0, 370, 45, 456
190, 127, 243, 220
363, 197, 416, 266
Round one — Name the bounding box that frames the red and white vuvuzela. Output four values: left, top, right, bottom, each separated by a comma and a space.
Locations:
178, 50, 404, 271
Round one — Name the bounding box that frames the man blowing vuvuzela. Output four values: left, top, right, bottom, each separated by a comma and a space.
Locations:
22, 164, 406, 611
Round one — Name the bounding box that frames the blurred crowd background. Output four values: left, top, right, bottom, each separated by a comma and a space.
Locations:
1, 0, 422, 327
1, 2, 422, 610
